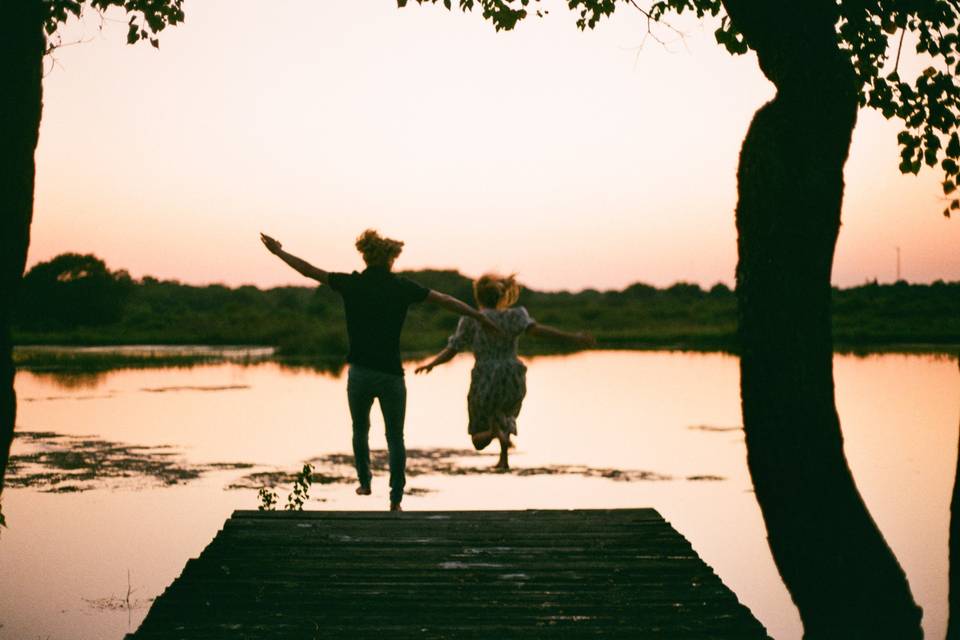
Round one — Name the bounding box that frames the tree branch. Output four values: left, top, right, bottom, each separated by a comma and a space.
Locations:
894, 27, 905, 75
628, 0, 690, 52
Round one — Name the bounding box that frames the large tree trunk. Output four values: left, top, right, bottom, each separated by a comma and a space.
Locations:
949, 356, 960, 639
723, 2, 923, 637
0, 0, 45, 495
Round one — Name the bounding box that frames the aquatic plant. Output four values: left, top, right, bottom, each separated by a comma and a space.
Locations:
7, 431, 253, 493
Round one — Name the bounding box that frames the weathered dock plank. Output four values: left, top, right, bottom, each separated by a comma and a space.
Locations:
128, 509, 769, 639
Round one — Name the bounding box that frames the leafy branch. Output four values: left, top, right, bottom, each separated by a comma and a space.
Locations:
840, 2, 960, 217
43, 0, 185, 48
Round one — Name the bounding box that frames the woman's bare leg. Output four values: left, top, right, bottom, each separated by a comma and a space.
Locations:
494, 428, 510, 471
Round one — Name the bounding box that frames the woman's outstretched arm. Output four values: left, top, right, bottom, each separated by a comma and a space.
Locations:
260, 233, 329, 284
415, 347, 458, 374
527, 322, 595, 347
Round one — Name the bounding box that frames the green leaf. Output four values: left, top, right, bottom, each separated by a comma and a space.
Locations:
947, 133, 960, 158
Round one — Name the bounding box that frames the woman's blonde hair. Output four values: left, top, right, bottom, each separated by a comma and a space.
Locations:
355, 229, 404, 267
473, 273, 520, 309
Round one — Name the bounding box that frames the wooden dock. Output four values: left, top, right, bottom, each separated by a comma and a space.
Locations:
128, 509, 769, 639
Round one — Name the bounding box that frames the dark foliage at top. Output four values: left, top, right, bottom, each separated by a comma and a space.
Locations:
44, 0, 184, 48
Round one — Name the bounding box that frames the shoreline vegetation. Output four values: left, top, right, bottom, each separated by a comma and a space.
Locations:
11, 254, 960, 372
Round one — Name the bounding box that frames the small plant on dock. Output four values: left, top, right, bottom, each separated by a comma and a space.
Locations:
257, 487, 278, 511
257, 463, 314, 511
285, 463, 314, 511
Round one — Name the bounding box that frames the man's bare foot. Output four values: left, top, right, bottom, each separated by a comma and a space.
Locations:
390, 502, 403, 512
356, 485, 371, 496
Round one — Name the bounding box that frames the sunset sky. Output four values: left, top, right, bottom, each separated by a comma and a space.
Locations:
29, 0, 959, 291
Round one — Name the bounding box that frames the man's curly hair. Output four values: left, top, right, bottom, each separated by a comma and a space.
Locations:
355, 229, 403, 267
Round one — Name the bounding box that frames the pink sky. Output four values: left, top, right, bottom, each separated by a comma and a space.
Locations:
28, 1, 959, 291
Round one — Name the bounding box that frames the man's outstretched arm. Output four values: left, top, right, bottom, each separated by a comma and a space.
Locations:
426, 290, 501, 333
260, 233, 329, 284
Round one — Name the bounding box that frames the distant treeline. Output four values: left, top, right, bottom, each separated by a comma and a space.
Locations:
12, 253, 960, 356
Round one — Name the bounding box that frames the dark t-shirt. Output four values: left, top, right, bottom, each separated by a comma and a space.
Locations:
327, 267, 430, 376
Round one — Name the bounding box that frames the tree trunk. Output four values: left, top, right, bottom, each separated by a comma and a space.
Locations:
948, 356, 960, 640
722, 1, 923, 637
0, 0, 45, 494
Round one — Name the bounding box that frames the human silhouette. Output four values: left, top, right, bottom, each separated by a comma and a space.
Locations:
416, 274, 593, 470
261, 229, 499, 510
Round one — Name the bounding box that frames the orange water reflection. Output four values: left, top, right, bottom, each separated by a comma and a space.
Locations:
1, 350, 957, 639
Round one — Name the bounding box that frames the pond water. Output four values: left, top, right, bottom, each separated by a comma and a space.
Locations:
0, 350, 957, 639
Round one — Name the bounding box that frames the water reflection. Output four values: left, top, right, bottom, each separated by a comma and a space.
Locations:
27, 369, 113, 390
688, 425, 742, 433
140, 384, 250, 393
0, 350, 957, 640
17, 347, 346, 390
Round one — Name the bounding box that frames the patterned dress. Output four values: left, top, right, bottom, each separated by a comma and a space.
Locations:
447, 306, 535, 439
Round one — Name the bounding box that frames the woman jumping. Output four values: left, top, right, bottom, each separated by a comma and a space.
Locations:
416, 274, 594, 470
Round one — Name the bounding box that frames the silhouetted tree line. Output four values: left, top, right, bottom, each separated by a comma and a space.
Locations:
12, 253, 960, 356
15, 253, 133, 328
